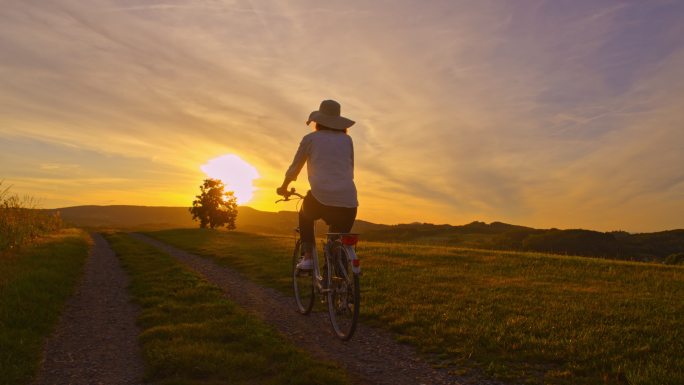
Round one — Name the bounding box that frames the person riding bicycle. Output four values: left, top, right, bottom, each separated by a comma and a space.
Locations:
277, 99, 358, 270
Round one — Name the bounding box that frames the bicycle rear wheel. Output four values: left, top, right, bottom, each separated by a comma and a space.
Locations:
292, 239, 314, 314
327, 245, 360, 340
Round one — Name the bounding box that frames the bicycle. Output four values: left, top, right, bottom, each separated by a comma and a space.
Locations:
276, 188, 361, 340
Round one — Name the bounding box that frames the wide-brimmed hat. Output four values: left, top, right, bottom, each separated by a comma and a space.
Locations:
306, 100, 355, 130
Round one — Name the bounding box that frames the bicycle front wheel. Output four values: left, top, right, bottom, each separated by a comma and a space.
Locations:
292, 239, 315, 314
327, 245, 360, 340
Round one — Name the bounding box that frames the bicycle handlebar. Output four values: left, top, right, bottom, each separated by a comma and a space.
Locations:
275, 188, 305, 203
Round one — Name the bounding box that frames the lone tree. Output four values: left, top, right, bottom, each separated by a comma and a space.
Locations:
189, 179, 238, 229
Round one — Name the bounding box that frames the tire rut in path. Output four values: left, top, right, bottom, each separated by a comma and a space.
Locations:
34, 233, 144, 385
132, 233, 507, 385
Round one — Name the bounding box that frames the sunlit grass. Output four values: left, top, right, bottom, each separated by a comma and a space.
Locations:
359, 244, 684, 384
0, 229, 90, 385
147, 228, 684, 385
106, 232, 349, 385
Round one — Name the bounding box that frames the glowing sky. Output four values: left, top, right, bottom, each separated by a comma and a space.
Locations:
1, 0, 683, 232
200, 154, 258, 204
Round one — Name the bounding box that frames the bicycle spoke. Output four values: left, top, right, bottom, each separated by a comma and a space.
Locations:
327, 245, 360, 340
292, 240, 314, 314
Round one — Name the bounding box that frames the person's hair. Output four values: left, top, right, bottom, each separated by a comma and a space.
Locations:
315, 122, 347, 134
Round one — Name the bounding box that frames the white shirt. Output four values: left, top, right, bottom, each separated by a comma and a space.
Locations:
285, 130, 358, 208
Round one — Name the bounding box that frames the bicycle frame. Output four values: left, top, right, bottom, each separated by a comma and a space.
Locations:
325, 235, 361, 275
309, 243, 327, 293
296, 234, 360, 294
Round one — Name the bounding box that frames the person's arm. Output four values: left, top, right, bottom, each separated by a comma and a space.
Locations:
277, 136, 310, 195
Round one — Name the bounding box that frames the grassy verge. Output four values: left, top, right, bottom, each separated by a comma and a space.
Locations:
147, 228, 684, 385
0, 229, 90, 385
105, 232, 349, 385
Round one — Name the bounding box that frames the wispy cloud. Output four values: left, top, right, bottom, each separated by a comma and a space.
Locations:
1, 0, 683, 231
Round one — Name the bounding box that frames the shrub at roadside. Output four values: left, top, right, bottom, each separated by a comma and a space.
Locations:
0, 182, 63, 251
664, 252, 684, 265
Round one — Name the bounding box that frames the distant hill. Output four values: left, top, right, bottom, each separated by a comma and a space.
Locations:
52, 205, 684, 263
53, 205, 195, 230
52, 205, 386, 235
361, 221, 684, 263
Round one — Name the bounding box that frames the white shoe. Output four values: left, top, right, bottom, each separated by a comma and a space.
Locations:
296, 258, 313, 270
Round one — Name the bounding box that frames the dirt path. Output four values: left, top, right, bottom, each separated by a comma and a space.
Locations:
132, 233, 507, 385
34, 233, 144, 385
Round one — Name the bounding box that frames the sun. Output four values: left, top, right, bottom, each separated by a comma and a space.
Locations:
200, 154, 259, 205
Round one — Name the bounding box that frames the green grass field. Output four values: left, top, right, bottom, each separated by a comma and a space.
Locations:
147, 228, 684, 385
105, 232, 350, 385
0, 229, 90, 385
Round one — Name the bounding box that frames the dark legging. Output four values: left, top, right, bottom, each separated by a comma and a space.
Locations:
299, 191, 357, 245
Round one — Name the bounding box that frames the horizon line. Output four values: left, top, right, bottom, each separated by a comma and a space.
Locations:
49, 203, 683, 234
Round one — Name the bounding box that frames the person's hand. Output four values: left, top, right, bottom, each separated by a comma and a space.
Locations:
276, 186, 289, 197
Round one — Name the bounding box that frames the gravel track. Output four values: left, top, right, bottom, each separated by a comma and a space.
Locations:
132, 233, 507, 385
33, 233, 144, 385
